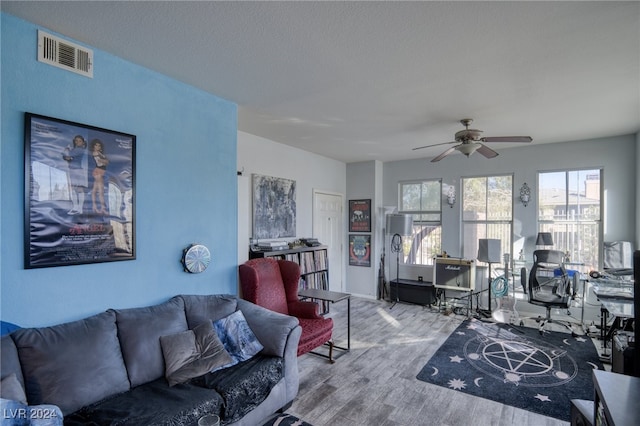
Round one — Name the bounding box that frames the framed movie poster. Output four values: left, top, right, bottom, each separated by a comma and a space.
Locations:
24, 113, 136, 268
349, 234, 371, 267
348, 199, 371, 232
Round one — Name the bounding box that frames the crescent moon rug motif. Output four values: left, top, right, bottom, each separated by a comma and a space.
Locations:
416, 318, 604, 422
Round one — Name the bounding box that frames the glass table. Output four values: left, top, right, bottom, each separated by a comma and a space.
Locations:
592, 279, 635, 361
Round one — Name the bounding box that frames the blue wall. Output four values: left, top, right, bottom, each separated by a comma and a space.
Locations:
1, 14, 238, 327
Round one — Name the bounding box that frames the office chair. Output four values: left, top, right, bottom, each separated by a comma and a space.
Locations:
524, 250, 577, 336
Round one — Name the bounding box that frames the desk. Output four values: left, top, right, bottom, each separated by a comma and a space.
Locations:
599, 298, 634, 357
593, 370, 640, 426
593, 283, 635, 361
298, 288, 350, 361
601, 299, 634, 318
593, 285, 634, 300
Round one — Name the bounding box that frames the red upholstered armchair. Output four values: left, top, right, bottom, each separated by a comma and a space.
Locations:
239, 258, 334, 361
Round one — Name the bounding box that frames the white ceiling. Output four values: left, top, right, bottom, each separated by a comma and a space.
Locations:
3, 1, 639, 163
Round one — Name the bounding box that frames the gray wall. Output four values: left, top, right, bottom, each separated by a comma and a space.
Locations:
341, 133, 638, 299
637, 132, 640, 246
237, 131, 347, 254
236, 131, 347, 290
242, 132, 637, 300
345, 161, 382, 298
383, 134, 637, 261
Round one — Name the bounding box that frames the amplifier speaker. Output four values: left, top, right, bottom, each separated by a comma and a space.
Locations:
433, 258, 475, 291
477, 239, 501, 263
389, 279, 436, 306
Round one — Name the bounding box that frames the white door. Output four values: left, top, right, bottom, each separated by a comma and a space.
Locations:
313, 191, 344, 292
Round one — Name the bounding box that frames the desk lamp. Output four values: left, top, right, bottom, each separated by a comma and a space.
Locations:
536, 232, 554, 249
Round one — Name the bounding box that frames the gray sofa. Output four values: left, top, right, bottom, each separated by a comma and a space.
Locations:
0, 294, 302, 425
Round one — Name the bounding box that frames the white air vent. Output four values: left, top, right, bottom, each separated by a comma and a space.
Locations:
37, 30, 93, 78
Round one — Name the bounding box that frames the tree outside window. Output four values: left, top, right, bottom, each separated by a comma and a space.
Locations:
538, 169, 601, 270
462, 175, 513, 263
398, 180, 442, 265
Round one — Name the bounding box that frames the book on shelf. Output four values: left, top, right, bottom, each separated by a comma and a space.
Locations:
315, 250, 327, 271
301, 251, 317, 274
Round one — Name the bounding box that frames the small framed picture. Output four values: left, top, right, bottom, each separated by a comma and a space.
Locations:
349, 234, 371, 267
348, 199, 371, 232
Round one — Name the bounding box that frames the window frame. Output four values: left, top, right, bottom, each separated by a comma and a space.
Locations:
397, 179, 442, 265
537, 168, 602, 270
461, 174, 514, 263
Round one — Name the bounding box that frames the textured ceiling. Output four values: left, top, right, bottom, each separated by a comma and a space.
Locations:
3, 1, 639, 163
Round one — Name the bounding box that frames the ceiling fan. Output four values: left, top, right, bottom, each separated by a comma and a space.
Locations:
413, 119, 533, 162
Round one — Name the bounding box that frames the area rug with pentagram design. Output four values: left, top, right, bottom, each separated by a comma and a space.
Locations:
416, 318, 604, 422
261, 413, 313, 426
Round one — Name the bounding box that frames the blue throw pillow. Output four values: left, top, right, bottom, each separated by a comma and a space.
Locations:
0, 398, 63, 426
1, 321, 20, 336
213, 310, 264, 366
1, 374, 27, 405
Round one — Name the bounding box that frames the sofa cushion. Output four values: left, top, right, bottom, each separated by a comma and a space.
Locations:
11, 311, 130, 415
179, 294, 238, 328
160, 321, 233, 386
213, 310, 264, 365
197, 355, 284, 424
236, 299, 299, 358
0, 398, 63, 426
64, 377, 224, 426
1, 373, 27, 404
114, 297, 188, 387
1, 335, 24, 392
160, 330, 199, 379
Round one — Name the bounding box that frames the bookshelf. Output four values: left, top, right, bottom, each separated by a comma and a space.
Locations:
249, 245, 330, 294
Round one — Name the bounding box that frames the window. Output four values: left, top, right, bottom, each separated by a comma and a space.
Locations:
462, 175, 513, 262
538, 169, 601, 270
398, 180, 441, 265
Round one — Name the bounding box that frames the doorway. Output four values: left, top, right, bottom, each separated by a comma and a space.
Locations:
312, 190, 344, 292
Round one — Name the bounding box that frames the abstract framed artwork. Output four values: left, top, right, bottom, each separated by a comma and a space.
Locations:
348, 199, 371, 232
252, 174, 296, 239
24, 113, 136, 268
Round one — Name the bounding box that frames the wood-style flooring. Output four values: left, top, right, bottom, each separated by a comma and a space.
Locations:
288, 297, 576, 426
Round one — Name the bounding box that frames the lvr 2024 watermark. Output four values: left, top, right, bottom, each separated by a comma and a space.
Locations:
3, 406, 60, 419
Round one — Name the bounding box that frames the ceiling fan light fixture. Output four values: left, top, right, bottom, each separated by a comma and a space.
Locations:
457, 143, 480, 156
413, 118, 532, 162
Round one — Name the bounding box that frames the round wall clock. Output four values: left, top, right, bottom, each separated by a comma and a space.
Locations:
181, 244, 211, 273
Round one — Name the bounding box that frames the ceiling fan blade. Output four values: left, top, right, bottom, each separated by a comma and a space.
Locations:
482, 136, 533, 143
430, 146, 456, 162
413, 141, 456, 151
476, 143, 499, 159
